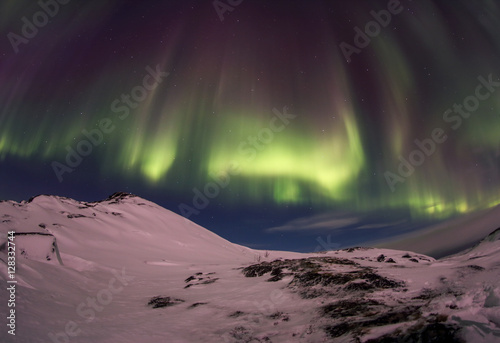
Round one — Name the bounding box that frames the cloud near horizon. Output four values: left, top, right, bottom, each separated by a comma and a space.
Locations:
265, 213, 361, 233
266, 213, 411, 234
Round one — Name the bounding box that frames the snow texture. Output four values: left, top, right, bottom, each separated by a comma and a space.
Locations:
1, 192, 499, 342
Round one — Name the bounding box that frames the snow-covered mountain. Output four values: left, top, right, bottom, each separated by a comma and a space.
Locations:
1, 193, 499, 342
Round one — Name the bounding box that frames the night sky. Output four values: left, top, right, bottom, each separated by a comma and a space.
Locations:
1, 0, 500, 253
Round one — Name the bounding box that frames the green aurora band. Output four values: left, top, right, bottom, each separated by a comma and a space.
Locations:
1, 0, 500, 219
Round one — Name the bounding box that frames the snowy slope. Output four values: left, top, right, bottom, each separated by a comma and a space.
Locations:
0, 193, 499, 342
0, 192, 263, 267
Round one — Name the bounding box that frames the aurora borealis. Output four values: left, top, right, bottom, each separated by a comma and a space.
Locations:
1, 0, 500, 252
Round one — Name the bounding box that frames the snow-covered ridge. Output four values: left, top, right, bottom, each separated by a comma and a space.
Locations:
478, 227, 500, 244
0, 193, 499, 342
0, 192, 258, 267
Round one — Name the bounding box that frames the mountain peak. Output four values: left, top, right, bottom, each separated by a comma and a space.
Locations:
26, 194, 73, 203
103, 191, 138, 202
483, 227, 500, 242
